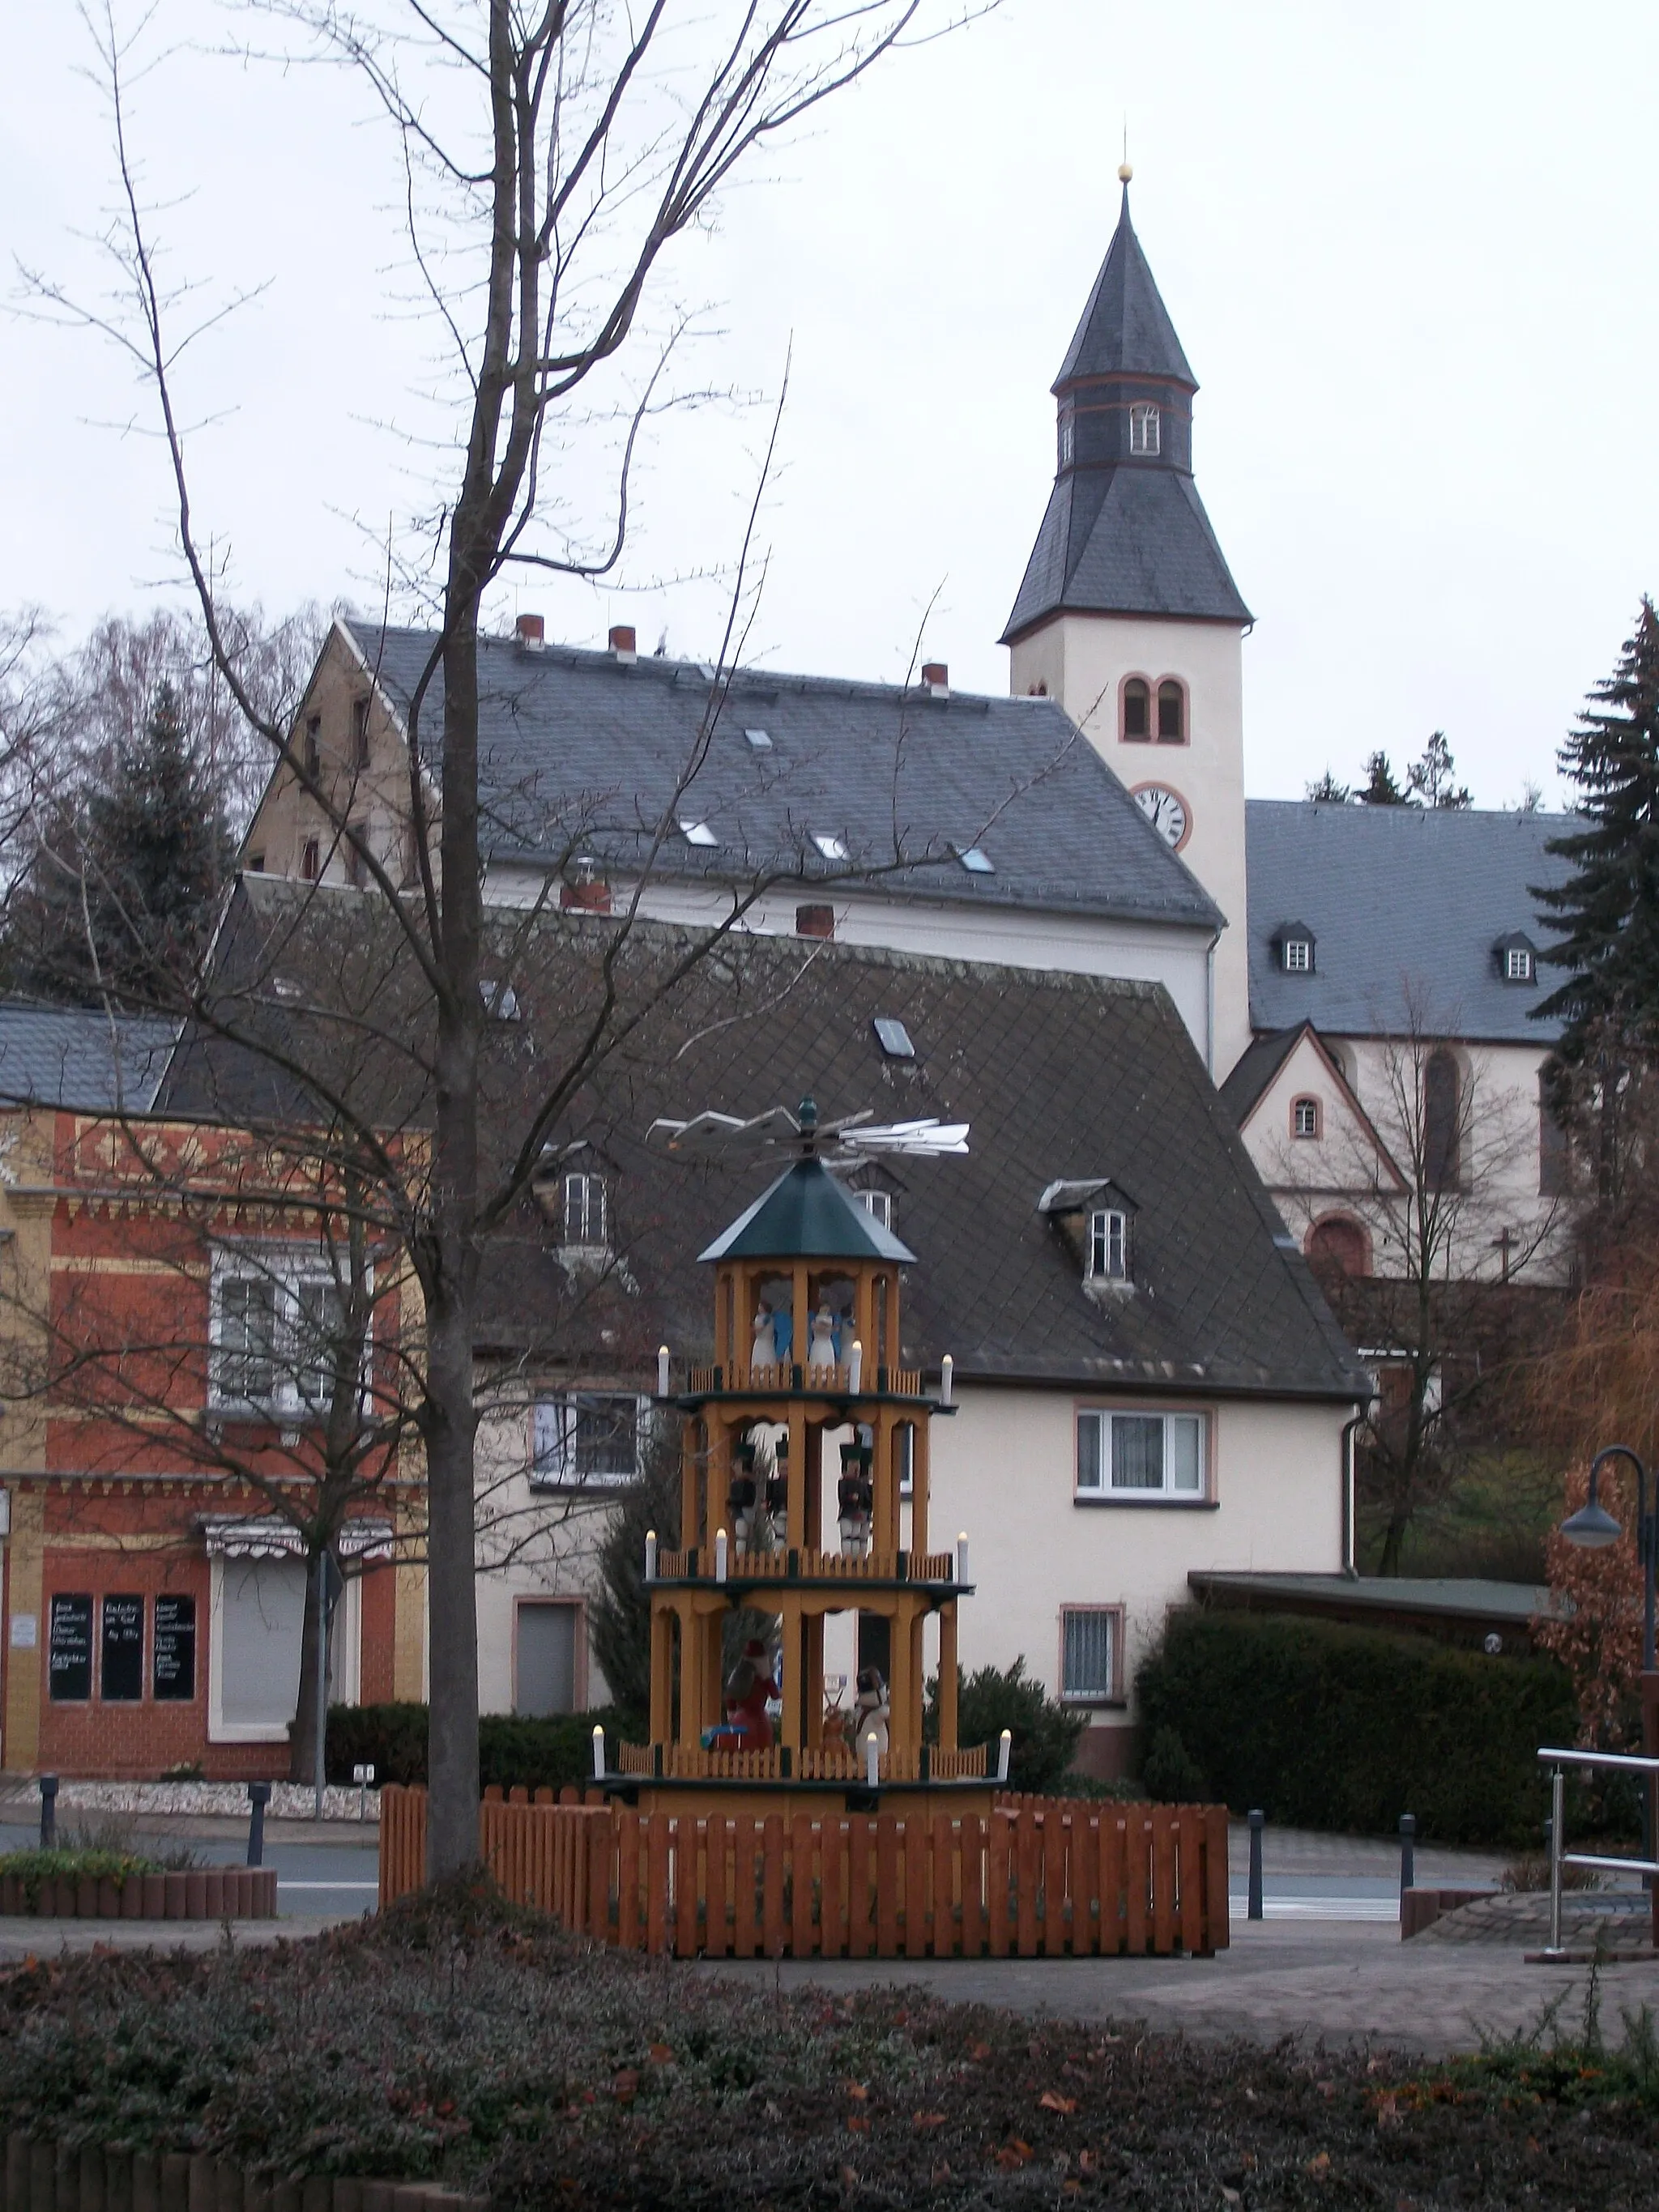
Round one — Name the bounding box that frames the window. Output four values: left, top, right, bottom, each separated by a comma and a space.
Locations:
1424, 1049, 1461, 1191
532, 1394, 641, 1487
1076, 1409, 1205, 1499
218, 1277, 278, 1401
1129, 402, 1160, 456
872, 1016, 915, 1059
1306, 1216, 1368, 1280
1060, 1608, 1120, 1703
679, 820, 718, 847
1292, 1097, 1320, 1140
1506, 947, 1533, 982
352, 697, 372, 769
1282, 938, 1311, 974
812, 831, 848, 861
48, 1594, 93, 1702
1156, 680, 1185, 743
1087, 1208, 1128, 1281
955, 845, 995, 874
857, 1189, 893, 1230
217, 1556, 306, 1732
296, 1279, 349, 1409
345, 824, 368, 889
515, 1601, 581, 1716
1122, 678, 1151, 741
1059, 412, 1075, 467
1540, 1076, 1572, 1198
301, 837, 320, 882
102, 1595, 144, 1702
744, 727, 772, 751
561, 1171, 607, 1247
247, 852, 265, 874
303, 714, 321, 779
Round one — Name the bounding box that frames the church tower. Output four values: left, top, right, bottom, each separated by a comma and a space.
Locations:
1003, 173, 1252, 1076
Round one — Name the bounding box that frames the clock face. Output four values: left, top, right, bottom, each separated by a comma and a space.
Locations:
1132, 782, 1191, 851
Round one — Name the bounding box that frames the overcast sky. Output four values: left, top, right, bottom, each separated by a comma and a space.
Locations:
4, 1, 1656, 809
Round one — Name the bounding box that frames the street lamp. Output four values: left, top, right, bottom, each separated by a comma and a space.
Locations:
1560, 1444, 1657, 1673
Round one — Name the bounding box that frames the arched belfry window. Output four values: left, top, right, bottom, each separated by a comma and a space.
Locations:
1423, 1050, 1461, 1192
1157, 680, 1185, 743
1122, 678, 1151, 742
1129, 403, 1160, 457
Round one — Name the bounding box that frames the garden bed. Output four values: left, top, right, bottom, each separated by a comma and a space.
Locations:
0, 1852, 275, 1920
0, 1882, 1655, 2206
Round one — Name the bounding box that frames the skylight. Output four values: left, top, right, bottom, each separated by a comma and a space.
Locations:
956, 845, 995, 875
744, 727, 772, 751
679, 820, 719, 848
872, 1016, 915, 1060
812, 832, 848, 862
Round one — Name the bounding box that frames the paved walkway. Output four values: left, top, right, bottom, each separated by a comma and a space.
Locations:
0, 1915, 346, 1961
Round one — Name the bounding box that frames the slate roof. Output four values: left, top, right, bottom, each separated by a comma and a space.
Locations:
1002, 468, 1252, 640
1055, 186, 1196, 390
0, 1001, 175, 1112
1246, 802, 1573, 1044
339, 621, 1222, 933
160, 892, 1367, 1402
1217, 1026, 1304, 1123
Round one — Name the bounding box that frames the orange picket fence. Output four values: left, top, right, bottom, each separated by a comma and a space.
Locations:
378, 1784, 1228, 1958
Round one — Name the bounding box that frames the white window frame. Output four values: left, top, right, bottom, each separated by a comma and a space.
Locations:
531, 1392, 646, 1490
1282, 939, 1311, 974
1087, 1208, 1128, 1282
1075, 1407, 1209, 1502
1059, 414, 1075, 467
1292, 1097, 1320, 1140
856, 1189, 893, 1230
1059, 1605, 1123, 1704
1129, 402, 1161, 457
1506, 946, 1533, 982
812, 831, 848, 862
209, 1247, 371, 1417
561, 1171, 608, 1248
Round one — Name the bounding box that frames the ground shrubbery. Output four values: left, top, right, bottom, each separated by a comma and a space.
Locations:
0, 1882, 1653, 2206
0, 1849, 160, 1906
1136, 1608, 1578, 1847
326, 1704, 632, 1792
923, 1658, 1085, 1796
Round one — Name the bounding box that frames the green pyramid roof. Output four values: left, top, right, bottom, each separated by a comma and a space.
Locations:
698, 1156, 916, 1264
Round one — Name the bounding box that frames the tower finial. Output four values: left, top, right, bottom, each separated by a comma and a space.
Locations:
1119, 121, 1131, 185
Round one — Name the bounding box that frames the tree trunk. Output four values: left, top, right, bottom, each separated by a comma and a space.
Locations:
289, 1553, 333, 1786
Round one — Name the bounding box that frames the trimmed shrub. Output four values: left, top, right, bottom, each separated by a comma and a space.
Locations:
1136, 1609, 1577, 1848
924, 1657, 1084, 1796
1141, 1724, 1209, 1805
326, 1703, 629, 1794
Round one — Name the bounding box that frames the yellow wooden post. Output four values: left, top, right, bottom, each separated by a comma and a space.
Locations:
780, 1594, 803, 1752
938, 1603, 958, 1752
650, 1603, 672, 1744
804, 1613, 825, 1748
887, 1595, 911, 1761
908, 1611, 926, 1752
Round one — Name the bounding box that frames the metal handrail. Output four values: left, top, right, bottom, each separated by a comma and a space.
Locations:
1537, 1747, 1659, 1958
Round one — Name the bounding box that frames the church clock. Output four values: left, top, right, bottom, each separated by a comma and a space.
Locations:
1131, 782, 1191, 851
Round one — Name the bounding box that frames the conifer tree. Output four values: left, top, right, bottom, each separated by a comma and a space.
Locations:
1534, 599, 1659, 1199
1357, 750, 1407, 804
1406, 731, 1473, 809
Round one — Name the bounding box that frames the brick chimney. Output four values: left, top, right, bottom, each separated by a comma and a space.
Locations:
515, 613, 545, 650
608, 624, 638, 664
795, 903, 835, 940
561, 856, 612, 914
921, 661, 949, 698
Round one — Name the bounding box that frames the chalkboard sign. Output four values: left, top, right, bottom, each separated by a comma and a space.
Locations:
48, 1594, 92, 1703
101, 1594, 144, 1703
153, 1593, 197, 1703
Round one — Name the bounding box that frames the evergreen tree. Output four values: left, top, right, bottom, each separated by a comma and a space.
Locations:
1306, 769, 1350, 803
7, 679, 230, 1004
1406, 731, 1473, 809
1534, 599, 1659, 1198
1357, 750, 1408, 804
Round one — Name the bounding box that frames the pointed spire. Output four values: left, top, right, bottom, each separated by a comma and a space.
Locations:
1053, 185, 1195, 393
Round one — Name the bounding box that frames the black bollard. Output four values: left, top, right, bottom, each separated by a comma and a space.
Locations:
1247, 1809, 1264, 1921
247, 1779, 271, 1868
1399, 1812, 1417, 1899
38, 1775, 58, 1850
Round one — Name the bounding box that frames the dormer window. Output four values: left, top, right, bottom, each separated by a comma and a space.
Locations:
1129, 403, 1160, 457
1495, 932, 1537, 985
1272, 922, 1316, 975
1088, 1208, 1128, 1281
856, 1189, 893, 1231
561, 1172, 608, 1248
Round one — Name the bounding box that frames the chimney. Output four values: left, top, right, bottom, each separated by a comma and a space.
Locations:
609, 624, 638, 664
795, 902, 835, 940
515, 613, 545, 651
921, 661, 949, 698
561, 856, 612, 915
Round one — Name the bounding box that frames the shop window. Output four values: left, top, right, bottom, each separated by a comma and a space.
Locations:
216, 1556, 306, 1733
515, 1601, 580, 1716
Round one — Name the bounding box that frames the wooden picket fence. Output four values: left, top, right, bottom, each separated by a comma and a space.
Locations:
380, 1784, 1227, 1958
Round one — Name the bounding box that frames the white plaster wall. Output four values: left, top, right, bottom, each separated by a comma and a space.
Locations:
484, 869, 1217, 1063
1009, 613, 1251, 1076
928, 1383, 1353, 1758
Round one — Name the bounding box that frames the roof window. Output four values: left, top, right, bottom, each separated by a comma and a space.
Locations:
812, 832, 848, 862
679, 820, 719, 847
872, 1016, 915, 1060
1495, 932, 1536, 985
955, 845, 995, 875
1272, 922, 1316, 975
480, 980, 521, 1021
744, 727, 772, 751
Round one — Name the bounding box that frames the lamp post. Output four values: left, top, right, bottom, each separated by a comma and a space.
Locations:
1559, 1444, 1656, 1673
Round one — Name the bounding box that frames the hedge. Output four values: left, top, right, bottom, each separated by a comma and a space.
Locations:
1135, 1609, 1577, 1848
326, 1703, 633, 1794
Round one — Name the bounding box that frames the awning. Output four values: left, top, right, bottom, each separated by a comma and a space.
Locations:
200, 1515, 395, 1563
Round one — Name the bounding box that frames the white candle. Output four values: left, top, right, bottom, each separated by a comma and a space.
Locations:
657, 1345, 670, 1396
957, 1532, 970, 1585
644, 1529, 658, 1581
848, 1338, 864, 1393
592, 1724, 606, 1779
940, 1353, 953, 1406
715, 1527, 728, 1583
997, 1727, 1012, 1784
865, 1734, 879, 1790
